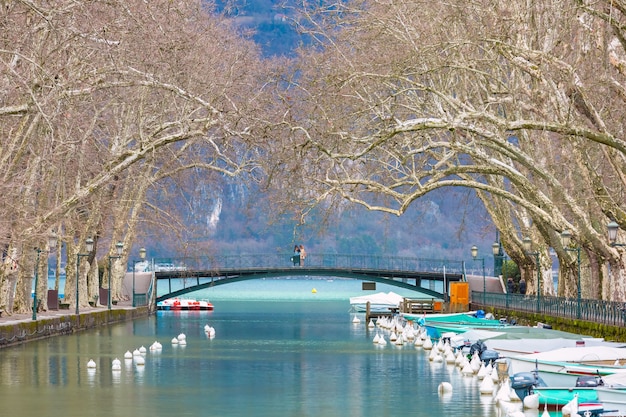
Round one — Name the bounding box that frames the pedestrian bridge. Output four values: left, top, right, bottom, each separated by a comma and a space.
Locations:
153, 253, 466, 302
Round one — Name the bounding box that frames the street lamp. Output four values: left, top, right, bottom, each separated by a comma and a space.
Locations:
561, 230, 581, 319
132, 247, 146, 307
607, 221, 626, 247
32, 234, 57, 320
108, 241, 124, 310
492, 241, 504, 276
76, 237, 94, 315
471, 245, 486, 306
522, 236, 541, 313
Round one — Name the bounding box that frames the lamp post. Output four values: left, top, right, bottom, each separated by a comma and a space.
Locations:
471, 245, 486, 306
491, 240, 508, 306
560, 230, 581, 319
492, 241, 504, 276
32, 234, 57, 320
608, 221, 626, 247
522, 236, 541, 313
76, 238, 94, 315
108, 241, 124, 310
132, 247, 146, 307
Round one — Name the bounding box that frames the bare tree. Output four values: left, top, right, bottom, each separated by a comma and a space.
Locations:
266, 0, 626, 300
0, 0, 266, 313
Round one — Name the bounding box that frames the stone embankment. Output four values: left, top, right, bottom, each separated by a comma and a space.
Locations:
0, 302, 151, 349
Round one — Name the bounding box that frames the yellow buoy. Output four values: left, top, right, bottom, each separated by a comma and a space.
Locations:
311, 288, 317, 293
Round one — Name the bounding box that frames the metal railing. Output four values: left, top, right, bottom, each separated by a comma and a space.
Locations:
152, 253, 466, 274
473, 291, 626, 327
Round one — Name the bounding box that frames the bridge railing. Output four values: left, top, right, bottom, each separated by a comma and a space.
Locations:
152, 253, 466, 274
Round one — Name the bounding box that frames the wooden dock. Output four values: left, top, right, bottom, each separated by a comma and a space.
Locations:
364, 298, 443, 323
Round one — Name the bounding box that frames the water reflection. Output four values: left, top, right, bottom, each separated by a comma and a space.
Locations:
2, 294, 514, 417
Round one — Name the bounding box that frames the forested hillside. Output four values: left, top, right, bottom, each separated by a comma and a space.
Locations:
138, 0, 494, 261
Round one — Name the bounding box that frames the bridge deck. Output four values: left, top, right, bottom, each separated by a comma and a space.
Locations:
151, 254, 466, 302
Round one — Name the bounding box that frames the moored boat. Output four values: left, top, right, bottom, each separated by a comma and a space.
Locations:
349, 291, 404, 313
157, 298, 214, 311
511, 368, 603, 409
507, 346, 626, 387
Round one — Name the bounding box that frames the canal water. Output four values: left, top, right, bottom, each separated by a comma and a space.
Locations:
2, 279, 544, 417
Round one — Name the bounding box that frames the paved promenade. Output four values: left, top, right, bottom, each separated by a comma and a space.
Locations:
0, 299, 146, 348
0, 298, 134, 327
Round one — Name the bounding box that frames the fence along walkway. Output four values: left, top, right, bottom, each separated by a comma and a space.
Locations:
473, 291, 626, 327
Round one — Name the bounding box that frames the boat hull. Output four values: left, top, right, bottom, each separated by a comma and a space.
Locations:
157, 298, 214, 311
595, 387, 626, 416
532, 387, 599, 406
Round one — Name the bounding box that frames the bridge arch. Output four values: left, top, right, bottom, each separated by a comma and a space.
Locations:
153, 254, 466, 302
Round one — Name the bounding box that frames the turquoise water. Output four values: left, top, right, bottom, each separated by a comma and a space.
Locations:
2, 279, 539, 417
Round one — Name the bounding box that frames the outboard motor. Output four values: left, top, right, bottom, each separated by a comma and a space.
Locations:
480, 349, 500, 364
576, 375, 604, 387
468, 340, 499, 363
469, 340, 487, 357
510, 371, 547, 401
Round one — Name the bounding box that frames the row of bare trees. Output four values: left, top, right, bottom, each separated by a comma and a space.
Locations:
0, 0, 268, 313
3, 0, 626, 315
265, 0, 626, 302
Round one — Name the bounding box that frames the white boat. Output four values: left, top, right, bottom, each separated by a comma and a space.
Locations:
507, 346, 626, 386
450, 327, 620, 356
595, 374, 626, 416
349, 291, 404, 313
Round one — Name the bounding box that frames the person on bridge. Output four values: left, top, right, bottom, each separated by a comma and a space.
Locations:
292, 245, 301, 266
299, 245, 306, 266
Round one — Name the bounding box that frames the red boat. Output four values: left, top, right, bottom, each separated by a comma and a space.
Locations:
157, 298, 214, 311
